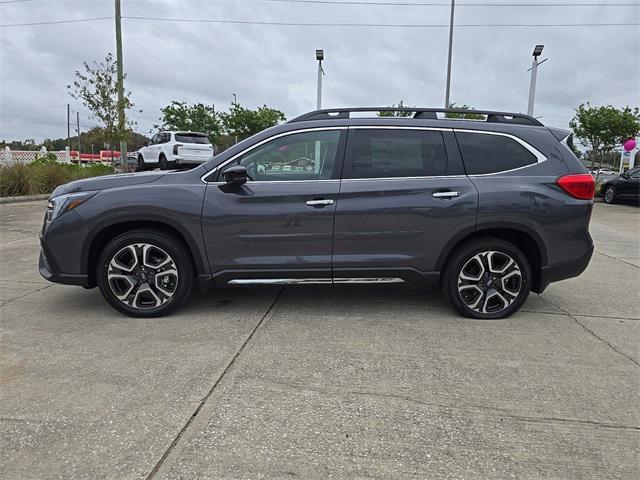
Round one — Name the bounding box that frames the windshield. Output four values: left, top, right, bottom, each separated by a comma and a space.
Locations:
175, 134, 210, 144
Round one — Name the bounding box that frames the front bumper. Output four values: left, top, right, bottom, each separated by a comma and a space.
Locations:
39, 248, 90, 287
39, 209, 92, 288
536, 243, 594, 293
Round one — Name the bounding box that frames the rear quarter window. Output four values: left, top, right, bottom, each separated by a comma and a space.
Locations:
456, 131, 538, 175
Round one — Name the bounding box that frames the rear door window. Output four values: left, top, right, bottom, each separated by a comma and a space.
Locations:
455, 131, 537, 175
343, 129, 448, 179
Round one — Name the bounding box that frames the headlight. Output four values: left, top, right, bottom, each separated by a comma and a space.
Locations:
46, 191, 97, 222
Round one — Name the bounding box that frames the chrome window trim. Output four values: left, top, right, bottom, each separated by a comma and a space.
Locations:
202, 125, 547, 184
200, 126, 347, 184
206, 179, 340, 186
349, 125, 451, 132
341, 175, 467, 182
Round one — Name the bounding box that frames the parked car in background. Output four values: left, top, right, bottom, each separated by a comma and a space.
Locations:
601, 166, 640, 204
122, 152, 138, 172
39, 107, 595, 319
137, 131, 213, 171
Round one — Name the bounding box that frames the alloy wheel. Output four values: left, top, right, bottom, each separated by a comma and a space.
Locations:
107, 243, 178, 310
457, 250, 522, 315
604, 186, 615, 203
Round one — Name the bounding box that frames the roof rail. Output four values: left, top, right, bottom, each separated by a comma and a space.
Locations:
289, 107, 544, 126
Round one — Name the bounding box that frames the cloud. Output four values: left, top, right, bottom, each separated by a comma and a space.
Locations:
1, 0, 638, 141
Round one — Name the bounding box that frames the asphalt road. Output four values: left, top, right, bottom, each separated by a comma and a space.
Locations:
1, 200, 638, 480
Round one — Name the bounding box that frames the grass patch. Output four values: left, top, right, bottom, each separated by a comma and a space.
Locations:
0, 156, 114, 197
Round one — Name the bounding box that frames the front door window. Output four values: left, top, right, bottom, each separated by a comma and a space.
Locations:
228, 130, 342, 181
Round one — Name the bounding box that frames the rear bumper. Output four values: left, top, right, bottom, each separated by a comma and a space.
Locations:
175, 156, 209, 165
536, 243, 594, 293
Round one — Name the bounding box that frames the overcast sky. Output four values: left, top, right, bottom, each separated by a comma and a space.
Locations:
1, 0, 638, 143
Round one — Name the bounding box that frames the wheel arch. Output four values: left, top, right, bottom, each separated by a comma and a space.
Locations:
83, 216, 205, 288
435, 223, 548, 293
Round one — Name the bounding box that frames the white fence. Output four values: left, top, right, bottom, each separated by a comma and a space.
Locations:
2, 147, 71, 166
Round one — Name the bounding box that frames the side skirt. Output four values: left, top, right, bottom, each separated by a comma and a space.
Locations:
227, 277, 405, 285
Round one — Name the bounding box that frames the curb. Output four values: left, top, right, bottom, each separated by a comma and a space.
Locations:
0, 194, 50, 205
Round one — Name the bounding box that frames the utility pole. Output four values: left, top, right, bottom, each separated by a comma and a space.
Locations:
67, 104, 70, 150
115, 0, 126, 166
316, 49, 324, 110
77, 111, 81, 154
527, 45, 547, 116
444, 0, 455, 108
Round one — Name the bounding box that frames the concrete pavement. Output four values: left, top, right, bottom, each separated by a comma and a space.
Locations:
1, 201, 638, 479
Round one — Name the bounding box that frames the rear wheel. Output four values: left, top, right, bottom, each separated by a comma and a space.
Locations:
96, 230, 194, 317
166, 156, 178, 169
603, 185, 616, 204
443, 238, 531, 319
159, 154, 167, 170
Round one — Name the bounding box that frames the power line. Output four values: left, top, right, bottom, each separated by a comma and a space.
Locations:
2, 14, 638, 28
0, 0, 34, 4
0, 16, 112, 27
265, 0, 640, 6
123, 16, 639, 27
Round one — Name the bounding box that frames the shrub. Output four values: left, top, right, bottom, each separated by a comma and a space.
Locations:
0, 161, 115, 197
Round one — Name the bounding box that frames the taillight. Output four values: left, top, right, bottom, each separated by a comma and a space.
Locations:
556, 174, 595, 200
173, 143, 183, 155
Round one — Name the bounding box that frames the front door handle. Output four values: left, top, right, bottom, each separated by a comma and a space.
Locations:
432, 191, 461, 199
305, 199, 334, 207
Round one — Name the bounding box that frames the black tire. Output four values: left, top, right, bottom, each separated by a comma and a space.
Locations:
159, 154, 167, 170
166, 157, 178, 169
137, 155, 146, 172
96, 230, 194, 318
603, 185, 616, 204
442, 237, 532, 319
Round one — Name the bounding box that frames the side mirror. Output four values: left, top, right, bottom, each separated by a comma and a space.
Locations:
143, 142, 149, 147
222, 165, 249, 186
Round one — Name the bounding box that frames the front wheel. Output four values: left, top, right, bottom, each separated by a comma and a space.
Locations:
603, 185, 616, 204
442, 238, 532, 319
137, 155, 146, 172
96, 230, 194, 317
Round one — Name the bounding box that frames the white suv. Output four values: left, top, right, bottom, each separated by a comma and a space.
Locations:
137, 131, 214, 171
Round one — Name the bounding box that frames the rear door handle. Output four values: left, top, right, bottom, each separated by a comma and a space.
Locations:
432, 191, 461, 198
306, 199, 334, 207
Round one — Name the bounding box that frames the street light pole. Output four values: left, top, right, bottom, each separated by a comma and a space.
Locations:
527, 44, 546, 117
316, 49, 324, 110
444, 0, 455, 108
115, 0, 126, 167
77, 111, 81, 154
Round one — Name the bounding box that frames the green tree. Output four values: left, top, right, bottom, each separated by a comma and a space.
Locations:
378, 100, 413, 117
570, 103, 640, 180
446, 103, 484, 120
219, 103, 286, 141
155, 101, 222, 143
68, 53, 135, 164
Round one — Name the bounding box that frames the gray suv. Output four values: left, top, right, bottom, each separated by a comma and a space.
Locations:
39, 107, 595, 319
